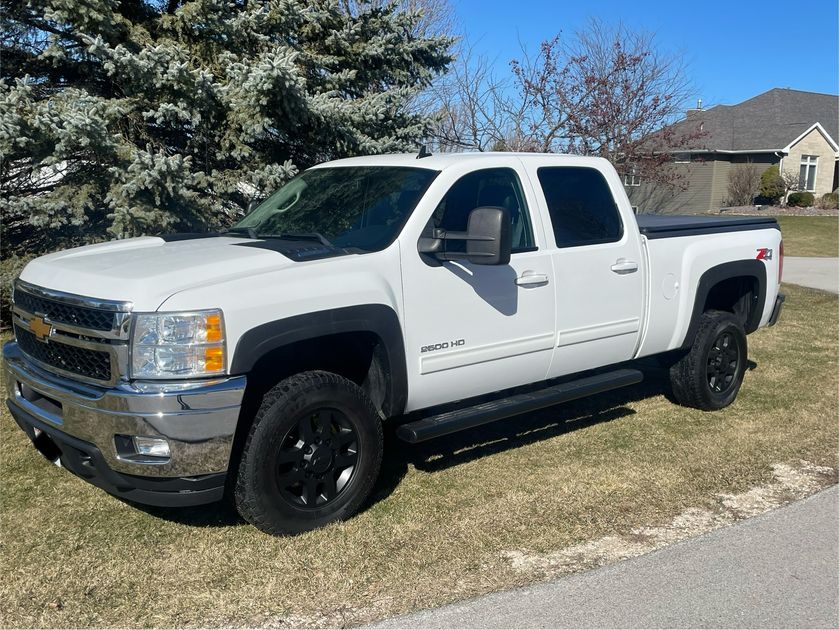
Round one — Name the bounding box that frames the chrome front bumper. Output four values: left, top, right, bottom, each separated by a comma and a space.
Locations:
3, 341, 246, 479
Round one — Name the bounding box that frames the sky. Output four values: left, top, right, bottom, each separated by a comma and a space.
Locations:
449, 0, 839, 109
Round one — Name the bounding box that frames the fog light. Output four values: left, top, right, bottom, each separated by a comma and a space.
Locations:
133, 436, 171, 458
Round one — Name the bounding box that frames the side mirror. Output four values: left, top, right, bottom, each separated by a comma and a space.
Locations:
247, 198, 261, 213
418, 206, 512, 266
465, 206, 511, 265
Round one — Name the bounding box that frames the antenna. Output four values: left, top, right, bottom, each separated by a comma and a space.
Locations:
417, 145, 432, 159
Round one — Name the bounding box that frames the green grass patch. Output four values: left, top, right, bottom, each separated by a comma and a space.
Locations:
776, 216, 838, 257
1, 283, 838, 627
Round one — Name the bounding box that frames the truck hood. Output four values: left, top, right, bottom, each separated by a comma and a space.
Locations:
19, 236, 297, 311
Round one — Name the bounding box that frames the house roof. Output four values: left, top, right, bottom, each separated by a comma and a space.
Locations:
669, 88, 839, 153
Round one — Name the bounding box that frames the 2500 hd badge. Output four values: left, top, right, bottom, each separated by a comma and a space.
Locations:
421, 339, 466, 353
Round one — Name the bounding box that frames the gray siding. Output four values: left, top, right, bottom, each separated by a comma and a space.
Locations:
710, 159, 731, 210
626, 154, 781, 214
628, 161, 715, 214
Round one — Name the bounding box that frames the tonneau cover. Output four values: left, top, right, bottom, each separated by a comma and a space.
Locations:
636, 214, 779, 239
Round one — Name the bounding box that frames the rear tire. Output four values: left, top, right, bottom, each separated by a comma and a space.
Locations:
669, 310, 748, 411
234, 371, 383, 536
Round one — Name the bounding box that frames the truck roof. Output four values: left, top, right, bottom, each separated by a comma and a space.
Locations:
313, 152, 610, 171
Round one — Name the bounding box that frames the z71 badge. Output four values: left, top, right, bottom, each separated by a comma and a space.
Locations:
421, 339, 465, 353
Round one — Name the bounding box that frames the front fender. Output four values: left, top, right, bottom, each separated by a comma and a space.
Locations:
229, 304, 408, 416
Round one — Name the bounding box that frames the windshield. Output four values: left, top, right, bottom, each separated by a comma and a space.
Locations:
233, 166, 439, 252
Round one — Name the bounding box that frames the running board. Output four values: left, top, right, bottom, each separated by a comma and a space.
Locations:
397, 368, 643, 444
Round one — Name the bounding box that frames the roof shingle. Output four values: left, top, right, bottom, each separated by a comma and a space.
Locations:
669, 88, 838, 152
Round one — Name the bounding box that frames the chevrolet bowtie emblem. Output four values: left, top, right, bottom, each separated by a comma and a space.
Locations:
29, 316, 54, 342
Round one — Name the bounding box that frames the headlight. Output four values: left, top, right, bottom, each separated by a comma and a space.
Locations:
130, 310, 227, 379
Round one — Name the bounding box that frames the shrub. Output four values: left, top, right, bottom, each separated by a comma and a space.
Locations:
787, 191, 815, 207
758, 165, 785, 204
0, 254, 34, 329
816, 192, 839, 210
726, 163, 762, 206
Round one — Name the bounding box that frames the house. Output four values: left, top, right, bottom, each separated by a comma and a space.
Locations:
628, 88, 839, 213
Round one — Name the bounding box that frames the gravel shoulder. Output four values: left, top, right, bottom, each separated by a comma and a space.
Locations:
370, 485, 839, 629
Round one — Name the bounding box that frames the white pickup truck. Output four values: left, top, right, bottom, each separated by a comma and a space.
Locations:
5, 152, 784, 535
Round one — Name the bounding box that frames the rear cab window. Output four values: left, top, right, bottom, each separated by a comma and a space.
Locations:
536, 167, 623, 248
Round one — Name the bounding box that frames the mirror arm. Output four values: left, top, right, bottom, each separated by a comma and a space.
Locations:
436, 230, 496, 242
418, 229, 497, 256
417, 237, 444, 254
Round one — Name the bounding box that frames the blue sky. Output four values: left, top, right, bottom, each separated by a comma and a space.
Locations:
449, 0, 838, 108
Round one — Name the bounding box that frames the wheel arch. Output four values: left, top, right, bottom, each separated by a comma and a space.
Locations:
680, 259, 766, 349
230, 304, 408, 418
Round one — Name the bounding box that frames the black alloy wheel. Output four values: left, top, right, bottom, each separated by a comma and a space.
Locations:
669, 309, 748, 411
234, 371, 383, 536
275, 408, 360, 509
706, 331, 740, 393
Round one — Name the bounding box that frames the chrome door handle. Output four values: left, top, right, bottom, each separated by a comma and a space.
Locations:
611, 259, 638, 274
515, 273, 549, 287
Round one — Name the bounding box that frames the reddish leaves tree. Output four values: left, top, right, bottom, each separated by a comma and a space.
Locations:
432, 20, 704, 188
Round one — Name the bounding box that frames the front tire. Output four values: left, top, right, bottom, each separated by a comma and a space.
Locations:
234, 371, 383, 535
669, 310, 748, 411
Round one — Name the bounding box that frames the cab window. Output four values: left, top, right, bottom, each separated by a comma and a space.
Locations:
431, 168, 536, 253
537, 167, 623, 248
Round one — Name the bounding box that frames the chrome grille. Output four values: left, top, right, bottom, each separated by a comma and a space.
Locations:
11, 281, 132, 385
12, 288, 115, 331
14, 324, 112, 382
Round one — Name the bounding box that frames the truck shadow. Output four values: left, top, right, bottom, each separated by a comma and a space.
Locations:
370, 362, 672, 505
125, 495, 245, 528
136, 360, 744, 529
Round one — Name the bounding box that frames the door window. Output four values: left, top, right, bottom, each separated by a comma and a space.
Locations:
537, 167, 623, 248
431, 168, 535, 253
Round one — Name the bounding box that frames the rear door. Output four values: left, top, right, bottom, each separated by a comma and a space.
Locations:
522, 159, 646, 378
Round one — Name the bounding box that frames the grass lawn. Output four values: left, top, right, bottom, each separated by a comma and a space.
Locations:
776, 216, 838, 257
2, 283, 838, 628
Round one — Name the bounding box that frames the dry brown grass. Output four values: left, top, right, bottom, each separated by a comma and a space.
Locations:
1, 283, 837, 628
776, 216, 839, 257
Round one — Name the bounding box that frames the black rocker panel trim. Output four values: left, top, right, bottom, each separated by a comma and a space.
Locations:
681, 259, 767, 349
230, 305, 408, 416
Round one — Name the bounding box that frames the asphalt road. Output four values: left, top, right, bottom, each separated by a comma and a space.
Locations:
783, 256, 839, 293
370, 486, 839, 629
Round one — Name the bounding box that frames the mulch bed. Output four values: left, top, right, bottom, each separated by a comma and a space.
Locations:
715, 205, 838, 216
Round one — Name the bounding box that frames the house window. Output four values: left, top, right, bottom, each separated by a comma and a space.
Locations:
674, 153, 691, 163
799, 155, 818, 191
623, 166, 641, 187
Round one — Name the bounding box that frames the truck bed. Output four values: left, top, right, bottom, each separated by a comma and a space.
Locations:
636, 214, 779, 239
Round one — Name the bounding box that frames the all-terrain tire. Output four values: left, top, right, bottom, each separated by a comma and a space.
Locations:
669, 310, 748, 411
234, 370, 383, 536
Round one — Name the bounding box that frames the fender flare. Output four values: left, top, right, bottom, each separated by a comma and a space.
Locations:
681, 259, 767, 349
230, 304, 408, 416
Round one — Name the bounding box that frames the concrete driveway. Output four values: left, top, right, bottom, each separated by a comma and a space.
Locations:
783, 257, 839, 293
369, 487, 839, 629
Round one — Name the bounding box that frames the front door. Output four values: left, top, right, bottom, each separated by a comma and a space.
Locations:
400, 163, 557, 412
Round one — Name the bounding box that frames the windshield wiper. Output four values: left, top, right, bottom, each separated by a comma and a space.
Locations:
225, 226, 258, 239
264, 232, 336, 248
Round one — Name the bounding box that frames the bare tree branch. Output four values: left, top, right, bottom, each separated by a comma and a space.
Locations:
425, 19, 702, 186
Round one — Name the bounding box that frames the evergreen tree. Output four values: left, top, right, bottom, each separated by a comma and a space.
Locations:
0, 0, 452, 256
